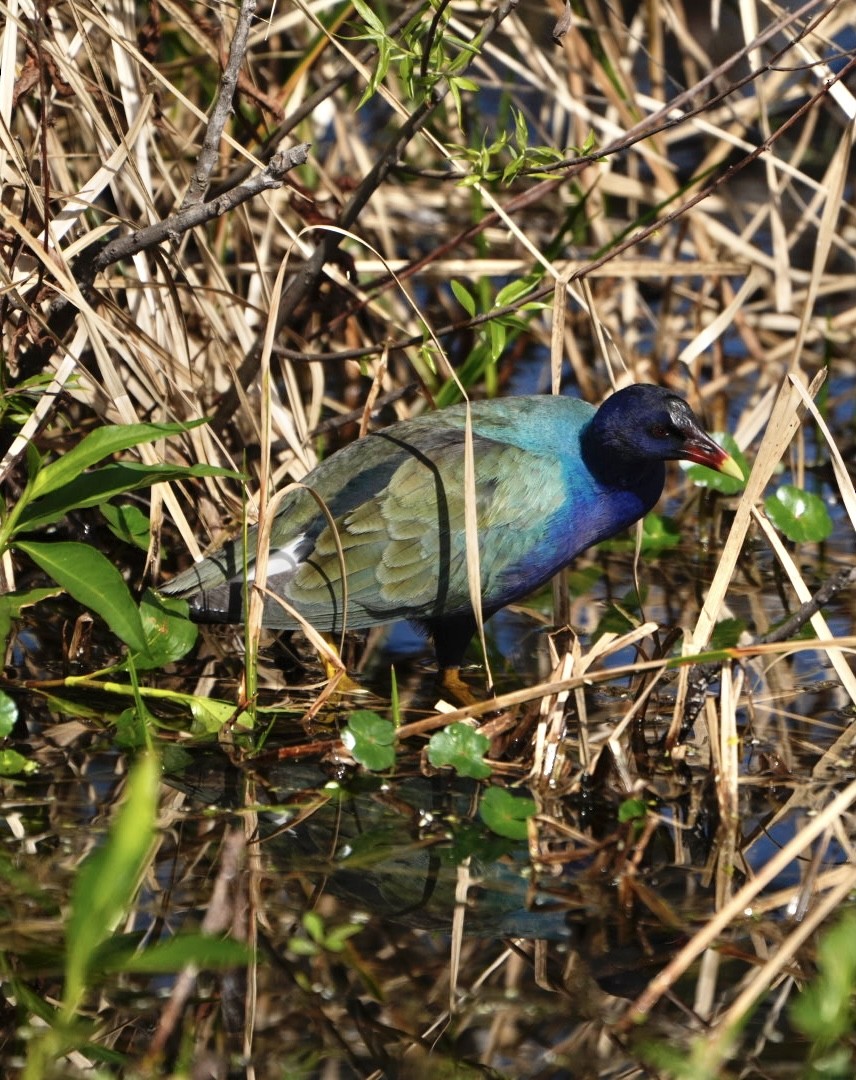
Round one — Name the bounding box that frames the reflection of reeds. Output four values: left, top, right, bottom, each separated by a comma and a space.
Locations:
2, 0, 856, 1074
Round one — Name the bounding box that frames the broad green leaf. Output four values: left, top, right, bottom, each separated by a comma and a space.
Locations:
16, 541, 149, 655
28, 419, 207, 501
133, 591, 198, 670
114, 706, 149, 749
16, 462, 239, 533
0, 690, 18, 738
428, 722, 491, 779
0, 749, 37, 776
479, 786, 536, 840
0, 585, 63, 657
189, 695, 243, 734
63, 753, 159, 1014
341, 710, 396, 771
99, 503, 151, 550
765, 484, 834, 543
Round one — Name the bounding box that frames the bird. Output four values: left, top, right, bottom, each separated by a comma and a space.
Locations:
162, 384, 742, 701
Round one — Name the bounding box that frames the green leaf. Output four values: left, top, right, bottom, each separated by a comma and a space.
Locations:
479, 786, 536, 840
709, 618, 747, 650
0, 690, 18, 739
600, 513, 681, 554
638, 513, 681, 552
488, 319, 506, 362
63, 753, 159, 1014
99, 503, 151, 551
133, 590, 198, 670
495, 279, 534, 307
350, 0, 386, 36
341, 710, 396, 771
16, 541, 149, 656
451, 279, 476, 318
765, 484, 834, 543
323, 922, 363, 952
0, 586, 63, 655
16, 462, 239, 533
189, 695, 243, 735
618, 797, 647, 823
114, 706, 148, 749
95, 933, 250, 974
683, 433, 747, 495
428, 722, 491, 779
28, 420, 208, 501
0, 748, 37, 776
791, 911, 856, 1048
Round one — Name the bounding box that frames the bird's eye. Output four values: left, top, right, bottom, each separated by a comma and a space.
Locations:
650, 423, 671, 439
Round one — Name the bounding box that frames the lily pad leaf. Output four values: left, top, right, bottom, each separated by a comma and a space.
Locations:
428, 722, 492, 779
479, 786, 536, 840
341, 710, 396, 771
765, 485, 833, 543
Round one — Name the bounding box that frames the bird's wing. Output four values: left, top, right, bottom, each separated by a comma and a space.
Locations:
284, 427, 567, 625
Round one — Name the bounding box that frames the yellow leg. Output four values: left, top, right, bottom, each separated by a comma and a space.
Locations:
319, 634, 366, 694
438, 666, 481, 707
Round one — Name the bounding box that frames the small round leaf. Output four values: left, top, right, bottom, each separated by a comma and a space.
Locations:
765, 485, 833, 543
341, 710, 396, 771
428, 722, 491, 779
479, 786, 536, 839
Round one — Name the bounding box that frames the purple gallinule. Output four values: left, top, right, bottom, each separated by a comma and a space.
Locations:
162, 384, 741, 699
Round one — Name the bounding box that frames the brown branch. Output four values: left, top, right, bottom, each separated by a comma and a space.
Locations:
182, 0, 257, 209
86, 145, 310, 279
15, 145, 310, 380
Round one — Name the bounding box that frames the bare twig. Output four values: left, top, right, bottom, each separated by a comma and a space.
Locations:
15, 145, 310, 378
182, 0, 257, 209
85, 145, 310, 281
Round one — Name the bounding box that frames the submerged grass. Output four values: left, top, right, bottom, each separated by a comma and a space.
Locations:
1, 0, 855, 1075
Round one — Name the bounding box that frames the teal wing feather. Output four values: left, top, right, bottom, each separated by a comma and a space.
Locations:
163, 397, 588, 631
280, 429, 567, 629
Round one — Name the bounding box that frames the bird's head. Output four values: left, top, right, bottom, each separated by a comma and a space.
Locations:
584, 384, 743, 481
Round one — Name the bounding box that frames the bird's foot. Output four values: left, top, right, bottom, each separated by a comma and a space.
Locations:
437, 667, 482, 708
320, 656, 368, 696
